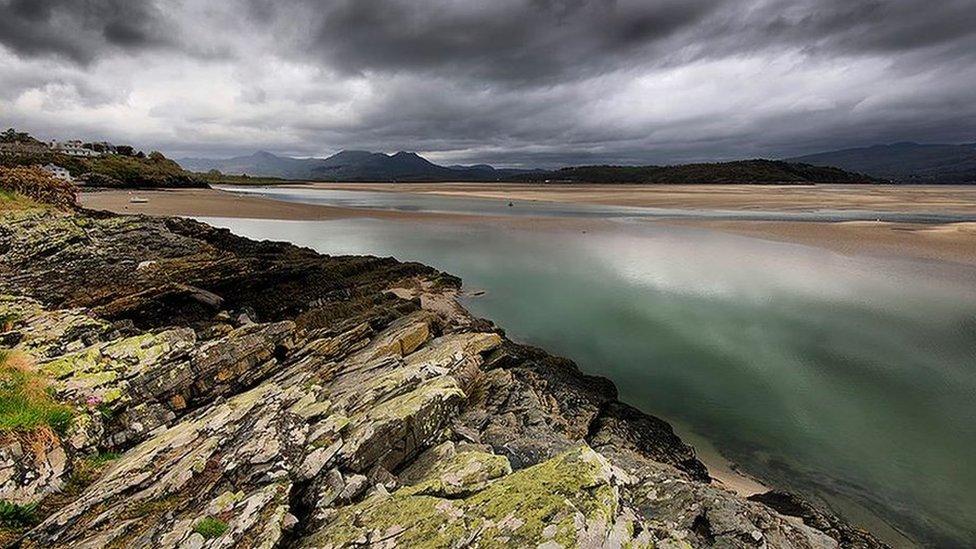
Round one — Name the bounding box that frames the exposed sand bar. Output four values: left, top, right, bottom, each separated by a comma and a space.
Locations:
81, 185, 976, 267
303, 182, 976, 215
666, 219, 976, 267
79, 187, 619, 229
82, 188, 384, 221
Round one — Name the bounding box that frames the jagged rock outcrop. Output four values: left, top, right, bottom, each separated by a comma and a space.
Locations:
0, 207, 887, 548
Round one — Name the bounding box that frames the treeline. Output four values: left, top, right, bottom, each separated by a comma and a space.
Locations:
515, 159, 874, 184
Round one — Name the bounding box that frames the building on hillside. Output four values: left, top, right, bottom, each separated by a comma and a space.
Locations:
42, 164, 73, 181
49, 140, 100, 157
0, 142, 51, 155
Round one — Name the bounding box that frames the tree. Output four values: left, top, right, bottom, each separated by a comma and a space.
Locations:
1, 128, 37, 144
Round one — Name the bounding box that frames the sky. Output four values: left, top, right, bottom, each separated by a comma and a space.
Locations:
1, 0, 975, 168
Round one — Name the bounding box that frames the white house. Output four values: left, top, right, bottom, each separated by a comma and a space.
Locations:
42, 163, 73, 182
49, 140, 100, 157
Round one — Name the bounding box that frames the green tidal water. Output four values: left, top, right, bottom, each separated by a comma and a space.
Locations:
201, 213, 976, 547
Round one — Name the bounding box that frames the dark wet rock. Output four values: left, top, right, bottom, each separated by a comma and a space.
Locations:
588, 400, 711, 482
750, 491, 889, 549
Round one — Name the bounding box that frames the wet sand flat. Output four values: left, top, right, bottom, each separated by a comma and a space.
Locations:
80, 185, 976, 267
301, 182, 976, 215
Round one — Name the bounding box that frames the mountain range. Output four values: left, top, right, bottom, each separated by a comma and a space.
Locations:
179, 141, 976, 184
789, 142, 976, 183
177, 150, 533, 182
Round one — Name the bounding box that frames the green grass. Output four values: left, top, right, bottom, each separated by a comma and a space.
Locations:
0, 500, 38, 529
0, 350, 75, 435
87, 451, 121, 466
193, 516, 229, 539
196, 172, 294, 185
0, 189, 41, 211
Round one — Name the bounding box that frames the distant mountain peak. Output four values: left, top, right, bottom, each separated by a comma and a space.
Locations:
177, 149, 531, 181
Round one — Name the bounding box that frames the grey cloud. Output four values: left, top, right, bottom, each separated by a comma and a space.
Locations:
305, 0, 720, 84
1, 0, 975, 167
0, 0, 170, 63
290, 0, 976, 86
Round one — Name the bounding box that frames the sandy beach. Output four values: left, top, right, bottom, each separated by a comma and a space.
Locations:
81, 184, 976, 267
301, 182, 976, 214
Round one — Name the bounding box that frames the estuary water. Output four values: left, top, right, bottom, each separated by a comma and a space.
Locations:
200, 187, 976, 547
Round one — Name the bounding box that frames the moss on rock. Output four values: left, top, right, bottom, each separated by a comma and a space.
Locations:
308, 446, 626, 548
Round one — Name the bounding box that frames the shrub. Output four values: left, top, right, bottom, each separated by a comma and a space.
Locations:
0, 166, 77, 209
84, 152, 206, 188
0, 500, 38, 528
0, 312, 18, 332
193, 516, 229, 539
0, 351, 75, 435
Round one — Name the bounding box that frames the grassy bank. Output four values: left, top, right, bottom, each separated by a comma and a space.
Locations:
1, 151, 205, 189
0, 350, 74, 435
196, 173, 296, 186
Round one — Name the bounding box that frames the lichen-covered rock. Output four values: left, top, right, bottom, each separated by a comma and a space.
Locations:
302, 446, 630, 548
338, 375, 466, 473
0, 208, 887, 548
41, 328, 196, 406
0, 294, 117, 359
398, 441, 511, 497
22, 377, 307, 548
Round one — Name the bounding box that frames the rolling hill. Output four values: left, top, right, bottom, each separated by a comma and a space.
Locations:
516, 159, 873, 184
789, 142, 976, 183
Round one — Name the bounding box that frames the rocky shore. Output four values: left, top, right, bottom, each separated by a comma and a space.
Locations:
0, 206, 886, 548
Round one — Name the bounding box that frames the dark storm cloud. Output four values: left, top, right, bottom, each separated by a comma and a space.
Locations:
0, 0, 169, 63
771, 0, 976, 54
307, 0, 723, 83
295, 0, 976, 85
1, 0, 975, 165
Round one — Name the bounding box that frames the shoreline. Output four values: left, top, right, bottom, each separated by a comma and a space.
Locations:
292, 181, 976, 215
79, 188, 784, 498
2, 204, 890, 547
72, 185, 944, 545
81, 186, 976, 268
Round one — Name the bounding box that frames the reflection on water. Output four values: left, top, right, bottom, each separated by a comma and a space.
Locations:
198, 212, 976, 547
219, 185, 976, 224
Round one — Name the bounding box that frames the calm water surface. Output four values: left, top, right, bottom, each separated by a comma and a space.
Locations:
219, 185, 976, 224
199, 189, 976, 547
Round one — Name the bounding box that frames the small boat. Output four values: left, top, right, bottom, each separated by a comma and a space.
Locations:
129, 197, 149, 204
